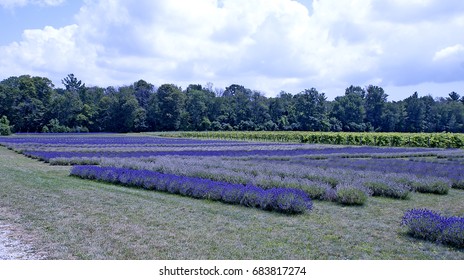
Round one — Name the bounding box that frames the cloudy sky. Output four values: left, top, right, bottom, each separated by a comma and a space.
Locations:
0, 0, 463, 100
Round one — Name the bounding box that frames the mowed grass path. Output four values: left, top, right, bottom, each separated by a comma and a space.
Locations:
0, 146, 463, 259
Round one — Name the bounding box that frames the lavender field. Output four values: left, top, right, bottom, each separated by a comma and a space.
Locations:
2, 134, 463, 206
0, 133, 463, 258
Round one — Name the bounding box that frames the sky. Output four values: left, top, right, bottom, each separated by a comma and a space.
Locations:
0, 0, 463, 101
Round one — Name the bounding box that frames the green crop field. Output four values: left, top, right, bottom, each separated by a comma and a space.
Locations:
155, 131, 464, 148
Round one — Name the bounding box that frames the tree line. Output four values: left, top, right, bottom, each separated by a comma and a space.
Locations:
0, 74, 463, 134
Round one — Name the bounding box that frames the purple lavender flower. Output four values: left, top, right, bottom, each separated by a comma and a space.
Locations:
402, 209, 464, 248
70, 165, 313, 214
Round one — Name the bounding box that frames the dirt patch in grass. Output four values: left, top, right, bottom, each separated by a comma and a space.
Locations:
0, 208, 47, 260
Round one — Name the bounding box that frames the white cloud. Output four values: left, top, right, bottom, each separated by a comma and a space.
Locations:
71, 0, 327, 87
0, 24, 102, 85
371, 0, 464, 23
0, 0, 464, 100
0, 0, 64, 8
0, 0, 27, 8
434, 44, 464, 61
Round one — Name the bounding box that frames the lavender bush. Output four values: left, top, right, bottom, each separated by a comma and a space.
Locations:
397, 178, 450, 195
70, 165, 313, 214
452, 181, 464, 190
363, 180, 411, 199
402, 209, 464, 248
335, 184, 371, 205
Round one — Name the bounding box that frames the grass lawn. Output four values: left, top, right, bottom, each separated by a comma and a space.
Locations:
0, 146, 463, 259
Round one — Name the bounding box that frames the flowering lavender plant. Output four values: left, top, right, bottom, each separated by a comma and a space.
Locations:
363, 180, 411, 199
402, 209, 464, 248
335, 184, 371, 205
70, 165, 313, 214
406, 178, 450, 195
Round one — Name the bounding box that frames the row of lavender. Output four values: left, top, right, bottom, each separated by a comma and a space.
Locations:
17, 146, 443, 162
0, 135, 243, 145
402, 209, 464, 248
70, 165, 313, 214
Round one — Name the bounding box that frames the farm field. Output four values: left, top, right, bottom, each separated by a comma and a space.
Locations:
0, 133, 463, 259
156, 131, 464, 148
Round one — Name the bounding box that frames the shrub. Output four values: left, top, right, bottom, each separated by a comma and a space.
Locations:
402, 209, 464, 248
452, 180, 464, 190
0, 115, 12, 136
273, 188, 313, 214
410, 179, 450, 195
47, 118, 70, 133
281, 179, 331, 200
364, 181, 410, 199
303, 183, 332, 200
335, 184, 369, 206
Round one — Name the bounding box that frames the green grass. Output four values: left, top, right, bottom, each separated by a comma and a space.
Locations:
1, 146, 463, 259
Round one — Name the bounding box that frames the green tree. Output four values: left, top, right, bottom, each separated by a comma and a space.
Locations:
106, 86, 140, 132
331, 86, 366, 131
62, 74, 85, 93
185, 86, 210, 130
95, 93, 114, 131
364, 85, 388, 131
62, 91, 84, 129
0, 115, 12, 135
403, 92, 425, 132
250, 91, 271, 129
132, 108, 148, 132
46, 74, 88, 131
13, 98, 46, 132
435, 98, 464, 132
220, 84, 253, 127
225, 85, 244, 125
155, 84, 185, 131
0, 75, 54, 132
46, 118, 70, 133
381, 101, 403, 132
269, 91, 297, 130
147, 90, 159, 130
421, 95, 439, 132
134, 80, 155, 109
79, 86, 104, 131
295, 88, 328, 131
32, 77, 54, 102
447, 91, 460, 102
